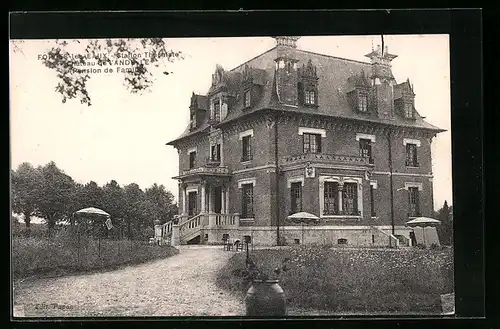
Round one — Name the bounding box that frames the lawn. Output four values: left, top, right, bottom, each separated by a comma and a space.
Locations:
12, 226, 179, 280
216, 245, 454, 314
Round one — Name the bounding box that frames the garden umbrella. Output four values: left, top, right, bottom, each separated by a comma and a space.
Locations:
406, 217, 441, 247
286, 212, 320, 224
406, 217, 441, 226
73, 207, 112, 258
74, 207, 110, 218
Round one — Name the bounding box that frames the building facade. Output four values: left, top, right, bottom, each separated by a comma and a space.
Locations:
163, 37, 445, 247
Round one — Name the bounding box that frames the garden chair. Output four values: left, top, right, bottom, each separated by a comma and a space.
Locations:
222, 234, 230, 250
226, 238, 234, 251
234, 239, 243, 252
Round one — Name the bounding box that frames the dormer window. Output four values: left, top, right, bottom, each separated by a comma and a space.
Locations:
305, 90, 316, 105
190, 112, 196, 129
244, 90, 251, 108
298, 59, 319, 107
404, 102, 414, 119
212, 99, 221, 122
358, 92, 368, 112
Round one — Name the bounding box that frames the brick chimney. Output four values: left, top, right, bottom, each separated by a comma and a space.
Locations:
365, 44, 398, 119
273, 36, 300, 106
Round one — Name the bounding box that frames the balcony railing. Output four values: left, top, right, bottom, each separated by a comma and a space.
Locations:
241, 153, 253, 162
180, 165, 230, 177
405, 160, 420, 167
324, 210, 362, 216
408, 212, 422, 218
281, 153, 371, 166
205, 157, 221, 167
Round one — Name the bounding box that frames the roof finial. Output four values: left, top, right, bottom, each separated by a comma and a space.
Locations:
371, 39, 374, 51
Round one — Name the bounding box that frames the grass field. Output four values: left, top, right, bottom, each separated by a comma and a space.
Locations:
12, 223, 178, 280
216, 245, 454, 314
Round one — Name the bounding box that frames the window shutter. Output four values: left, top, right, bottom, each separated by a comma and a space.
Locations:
316, 134, 322, 153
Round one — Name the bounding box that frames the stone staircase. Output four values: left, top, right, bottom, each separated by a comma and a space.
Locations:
156, 213, 240, 245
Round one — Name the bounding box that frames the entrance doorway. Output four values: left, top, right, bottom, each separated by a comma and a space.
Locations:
188, 191, 197, 216
214, 186, 222, 213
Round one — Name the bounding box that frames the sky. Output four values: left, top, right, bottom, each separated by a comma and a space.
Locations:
10, 35, 452, 210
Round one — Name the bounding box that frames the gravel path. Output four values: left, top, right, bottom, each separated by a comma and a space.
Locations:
13, 246, 246, 317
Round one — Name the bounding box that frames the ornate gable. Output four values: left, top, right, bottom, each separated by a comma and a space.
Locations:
298, 59, 319, 107
209, 64, 228, 95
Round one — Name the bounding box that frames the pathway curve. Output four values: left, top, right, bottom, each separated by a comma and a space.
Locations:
13, 246, 245, 317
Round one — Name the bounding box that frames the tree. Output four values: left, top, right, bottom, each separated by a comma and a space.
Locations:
436, 200, 453, 246
123, 183, 146, 236
34, 162, 76, 231
12, 38, 183, 106
144, 183, 177, 224
11, 162, 44, 231
77, 181, 105, 210
101, 180, 127, 224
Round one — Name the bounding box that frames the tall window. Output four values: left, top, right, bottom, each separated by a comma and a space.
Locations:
408, 187, 420, 217
343, 183, 358, 215
404, 102, 413, 118
244, 90, 251, 108
241, 135, 252, 161
303, 133, 322, 153
211, 144, 221, 162
405, 143, 418, 167
358, 93, 368, 112
359, 139, 373, 163
305, 90, 316, 105
241, 183, 254, 218
323, 182, 338, 215
189, 151, 196, 169
290, 182, 302, 213
370, 185, 376, 217
188, 192, 197, 216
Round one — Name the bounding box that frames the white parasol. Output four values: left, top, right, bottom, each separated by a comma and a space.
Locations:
286, 212, 320, 224
74, 207, 110, 218
406, 217, 441, 247
406, 217, 441, 226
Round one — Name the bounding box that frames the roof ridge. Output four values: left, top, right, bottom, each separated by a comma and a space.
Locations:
229, 46, 277, 72
297, 49, 371, 66
229, 46, 371, 74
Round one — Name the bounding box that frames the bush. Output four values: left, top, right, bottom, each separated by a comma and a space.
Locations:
216, 246, 454, 313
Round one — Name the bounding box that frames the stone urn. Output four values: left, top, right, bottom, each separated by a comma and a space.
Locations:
245, 280, 286, 316
153, 219, 161, 226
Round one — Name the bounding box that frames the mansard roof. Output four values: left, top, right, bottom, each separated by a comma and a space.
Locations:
168, 45, 444, 145
222, 47, 443, 132
190, 93, 208, 110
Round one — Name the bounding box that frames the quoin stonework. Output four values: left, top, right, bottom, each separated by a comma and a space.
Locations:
157, 36, 445, 247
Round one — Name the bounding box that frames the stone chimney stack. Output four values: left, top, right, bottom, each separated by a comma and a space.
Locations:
273, 36, 300, 106
365, 43, 398, 119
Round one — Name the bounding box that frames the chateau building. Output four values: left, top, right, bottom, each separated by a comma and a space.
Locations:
161, 36, 445, 247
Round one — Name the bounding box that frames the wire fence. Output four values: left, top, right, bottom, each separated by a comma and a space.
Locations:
11, 219, 167, 278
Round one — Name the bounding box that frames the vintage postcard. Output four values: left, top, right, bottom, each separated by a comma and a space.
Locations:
10, 33, 454, 317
